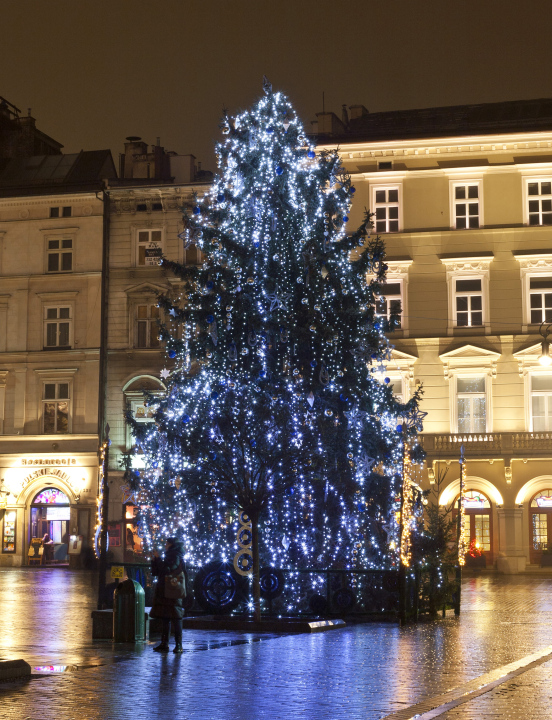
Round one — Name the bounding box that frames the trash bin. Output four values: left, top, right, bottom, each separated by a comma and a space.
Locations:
113, 579, 145, 642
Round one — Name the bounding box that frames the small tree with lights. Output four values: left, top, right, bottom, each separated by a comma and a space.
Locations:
129, 79, 424, 620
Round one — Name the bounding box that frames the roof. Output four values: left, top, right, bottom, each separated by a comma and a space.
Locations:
315, 98, 552, 144
0, 149, 117, 196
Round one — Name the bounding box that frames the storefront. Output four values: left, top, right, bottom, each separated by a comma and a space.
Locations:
0, 453, 98, 568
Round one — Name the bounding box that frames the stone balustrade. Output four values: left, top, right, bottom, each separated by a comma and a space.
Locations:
421, 432, 552, 458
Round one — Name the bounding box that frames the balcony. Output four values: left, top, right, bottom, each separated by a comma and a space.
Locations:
421, 432, 552, 459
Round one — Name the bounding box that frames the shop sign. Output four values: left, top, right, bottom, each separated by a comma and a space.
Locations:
21, 458, 77, 467
111, 566, 124, 579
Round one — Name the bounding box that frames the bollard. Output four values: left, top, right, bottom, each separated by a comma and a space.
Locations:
113, 578, 145, 642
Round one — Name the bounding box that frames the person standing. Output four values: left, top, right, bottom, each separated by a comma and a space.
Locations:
150, 537, 187, 653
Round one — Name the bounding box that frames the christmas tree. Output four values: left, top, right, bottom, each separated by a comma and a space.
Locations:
129, 79, 424, 619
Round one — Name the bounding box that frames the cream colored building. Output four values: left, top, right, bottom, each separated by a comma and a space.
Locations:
103, 180, 205, 564
315, 98, 552, 573
0, 147, 115, 566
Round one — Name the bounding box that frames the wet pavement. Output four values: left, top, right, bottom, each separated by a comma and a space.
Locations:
1, 569, 552, 719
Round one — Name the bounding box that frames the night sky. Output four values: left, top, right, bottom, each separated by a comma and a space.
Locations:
2, 0, 552, 171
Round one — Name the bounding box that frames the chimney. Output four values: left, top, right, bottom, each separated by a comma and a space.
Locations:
349, 105, 370, 120
341, 104, 349, 127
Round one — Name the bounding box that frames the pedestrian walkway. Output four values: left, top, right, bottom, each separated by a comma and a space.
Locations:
1, 569, 552, 719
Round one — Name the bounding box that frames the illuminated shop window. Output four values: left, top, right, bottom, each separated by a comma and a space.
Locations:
32, 488, 70, 504
456, 489, 491, 552
463, 490, 491, 508
530, 490, 552, 558
2, 510, 16, 553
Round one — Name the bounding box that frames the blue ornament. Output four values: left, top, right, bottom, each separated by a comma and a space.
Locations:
155, 504, 160, 511
285, 487, 295, 496
251, 440, 256, 447
259, 370, 267, 379
206, 281, 214, 290
396, 424, 403, 433
152, 462, 158, 468
209, 451, 217, 460
182, 415, 191, 424
310, 360, 317, 368
168, 349, 176, 359
217, 193, 225, 203
254, 241, 260, 248
384, 377, 390, 384
193, 206, 201, 215
357, 503, 365, 512
350, 187, 356, 194
206, 315, 214, 324
343, 216, 349, 222
371, 353, 377, 360
307, 150, 316, 159
275, 166, 284, 175
211, 391, 219, 400
267, 126, 274, 133
339, 393, 348, 402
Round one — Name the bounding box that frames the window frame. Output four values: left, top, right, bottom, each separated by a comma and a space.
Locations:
135, 227, 164, 267
449, 180, 483, 230
134, 302, 162, 349
440, 346, 500, 434
523, 177, 552, 227
43, 305, 73, 350
529, 373, 552, 432
34, 368, 77, 435
441, 256, 493, 336
42, 381, 71, 434
455, 374, 487, 434
517, 254, 552, 330
370, 183, 403, 234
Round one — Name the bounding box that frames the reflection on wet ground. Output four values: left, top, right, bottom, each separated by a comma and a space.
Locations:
2, 570, 552, 719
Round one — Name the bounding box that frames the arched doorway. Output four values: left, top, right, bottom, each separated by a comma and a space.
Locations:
455, 489, 493, 563
529, 489, 552, 565
29, 487, 71, 565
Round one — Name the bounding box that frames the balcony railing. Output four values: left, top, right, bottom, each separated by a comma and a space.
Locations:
421, 432, 552, 458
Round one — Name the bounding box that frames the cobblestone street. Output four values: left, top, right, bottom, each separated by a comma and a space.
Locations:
2, 569, 552, 719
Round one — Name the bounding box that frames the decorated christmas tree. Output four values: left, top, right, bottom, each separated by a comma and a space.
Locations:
128, 79, 424, 619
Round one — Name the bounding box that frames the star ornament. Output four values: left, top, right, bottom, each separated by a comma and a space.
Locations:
355, 453, 376, 476
160, 368, 171, 380
405, 408, 428, 431
344, 404, 365, 423
266, 289, 292, 312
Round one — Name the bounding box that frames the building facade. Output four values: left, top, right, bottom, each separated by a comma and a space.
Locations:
315, 98, 552, 573
0, 97, 116, 566
102, 179, 205, 565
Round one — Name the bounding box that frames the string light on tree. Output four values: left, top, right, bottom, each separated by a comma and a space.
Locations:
127, 79, 425, 616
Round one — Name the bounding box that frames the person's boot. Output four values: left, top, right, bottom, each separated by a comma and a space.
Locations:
154, 626, 170, 652
153, 641, 170, 652
173, 643, 183, 654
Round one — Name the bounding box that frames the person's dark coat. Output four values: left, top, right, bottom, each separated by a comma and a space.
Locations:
150, 539, 187, 620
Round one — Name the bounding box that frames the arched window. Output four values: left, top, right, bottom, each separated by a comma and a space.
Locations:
455, 489, 492, 558
530, 489, 552, 564
32, 488, 70, 505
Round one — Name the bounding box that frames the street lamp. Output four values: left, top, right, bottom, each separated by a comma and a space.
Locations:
539, 323, 552, 366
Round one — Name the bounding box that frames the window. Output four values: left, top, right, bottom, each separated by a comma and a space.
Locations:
527, 180, 552, 226
137, 204, 147, 212
454, 278, 483, 327
457, 376, 486, 433
152, 202, 163, 211
531, 375, 552, 431
373, 187, 400, 233
44, 307, 72, 349
49, 207, 71, 218
453, 184, 480, 229
135, 304, 160, 348
530, 490, 552, 562
47, 238, 73, 272
184, 244, 202, 265
375, 281, 402, 327
529, 277, 552, 324
2, 510, 16, 553
441, 257, 492, 335
137, 229, 163, 266
43, 382, 70, 434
